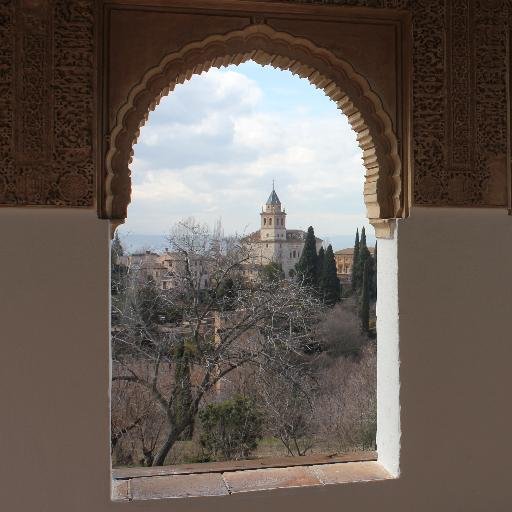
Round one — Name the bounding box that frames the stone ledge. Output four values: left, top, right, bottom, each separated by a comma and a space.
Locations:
112, 459, 393, 501
113, 451, 376, 479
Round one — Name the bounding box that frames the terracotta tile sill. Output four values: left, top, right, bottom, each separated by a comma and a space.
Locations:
112, 454, 393, 501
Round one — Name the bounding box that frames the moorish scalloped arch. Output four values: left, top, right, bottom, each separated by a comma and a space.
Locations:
104, 24, 403, 238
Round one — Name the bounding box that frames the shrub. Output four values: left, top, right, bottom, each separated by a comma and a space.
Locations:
313, 344, 377, 452
199, 395, 263, 461
315, 300, 368, 358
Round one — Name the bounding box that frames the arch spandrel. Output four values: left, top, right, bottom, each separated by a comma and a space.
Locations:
103, 25, 404, 239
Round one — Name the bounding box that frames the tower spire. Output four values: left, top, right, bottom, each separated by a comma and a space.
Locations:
266, 183, 281, 206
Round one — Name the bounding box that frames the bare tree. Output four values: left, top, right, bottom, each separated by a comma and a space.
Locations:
112, 218, 324, 466
315, 299, 368, 358
314, 344, 377, 452
258, 363, 318, 456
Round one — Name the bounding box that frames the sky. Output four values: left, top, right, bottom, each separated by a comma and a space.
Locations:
119, 61, 372, 243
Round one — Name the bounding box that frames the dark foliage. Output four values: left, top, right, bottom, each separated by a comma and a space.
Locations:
320, 245, 340, 306
360, 258, 370, 333
350, 228, 360, 292
199, 395, 264, 461
295, 226, 319, 288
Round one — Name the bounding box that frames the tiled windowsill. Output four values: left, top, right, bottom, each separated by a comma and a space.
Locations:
112, 452, 393, 500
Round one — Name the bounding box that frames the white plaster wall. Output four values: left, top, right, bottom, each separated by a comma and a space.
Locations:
1, 207, 511, 511
376, 226, 400, 477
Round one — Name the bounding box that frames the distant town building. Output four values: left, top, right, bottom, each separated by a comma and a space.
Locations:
118, 185, 323, 287
334, 246, 375, 285
118, 250, 210, 290
245, 185, 322, 276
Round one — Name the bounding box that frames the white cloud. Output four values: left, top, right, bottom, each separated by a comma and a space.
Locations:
122, 64, 368, 239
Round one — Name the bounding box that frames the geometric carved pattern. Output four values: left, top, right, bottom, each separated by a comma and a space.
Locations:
412, 0, 509, 206
277, 1, 411, 7
101, 0, 511, 215
411, 0, 448, 205
103, 25, 403, 238
0, 0, 94, 207
0, 0, 509, 211
270, 0, 510, 208
0, 0, 15, 204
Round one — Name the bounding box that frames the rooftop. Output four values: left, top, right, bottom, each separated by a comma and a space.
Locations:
266, 189, 281, 205
335, 246, 375, 256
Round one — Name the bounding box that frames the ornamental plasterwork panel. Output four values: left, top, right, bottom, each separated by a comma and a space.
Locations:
0, 0, 94, 207
102, 23, 406, 238
412, 0, 509, 207
99, 2, 410, 238
0, 0, 509, 212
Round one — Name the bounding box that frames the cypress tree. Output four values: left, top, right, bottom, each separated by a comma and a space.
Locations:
317, 246, 325, 293
360, 226, 367, 247
321, 245, 341, 306
370, 242, 377, 301
295, 226, 319, 288
360, 258, 370, 333
351, 228, 360, 292
354, 227, 371, 293
172, 339, 193, 440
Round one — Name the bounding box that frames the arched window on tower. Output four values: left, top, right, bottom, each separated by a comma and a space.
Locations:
269, 218, 272, 226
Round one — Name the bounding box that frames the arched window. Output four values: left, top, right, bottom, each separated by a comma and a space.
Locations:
108, 20, 403, 496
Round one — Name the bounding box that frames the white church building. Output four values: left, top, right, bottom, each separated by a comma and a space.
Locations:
245, 186, 323, 276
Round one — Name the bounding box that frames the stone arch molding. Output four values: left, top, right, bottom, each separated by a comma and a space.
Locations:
104, 24, 403, 238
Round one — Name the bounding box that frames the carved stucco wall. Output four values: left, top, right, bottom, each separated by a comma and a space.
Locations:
0, 0, 509, 209
0, 0, 94, 207
412, 0, 509, 207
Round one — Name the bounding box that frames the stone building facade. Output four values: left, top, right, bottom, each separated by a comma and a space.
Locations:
335, 246, 375, 284
119, 250, 210, 290
246, 186, 323, 276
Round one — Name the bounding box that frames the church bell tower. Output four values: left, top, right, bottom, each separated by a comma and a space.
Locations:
260, 182, 286, 241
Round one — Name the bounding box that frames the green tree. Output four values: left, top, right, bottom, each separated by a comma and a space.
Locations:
360, 258, 370, 333
112, 231, 124, 259
351, 228, 360, 292
137, 276, 167, 328
354, 227, 371, 294
217, 277, 236, 310
295, 226, 319, 288
111, 231, 126, 297
199, 395, 264, 461
262, 262, 284, 283
171, 339, 194, 440
320, 245, 340, 306
370, 242, 377, 301
316, 246, 325, 289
